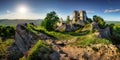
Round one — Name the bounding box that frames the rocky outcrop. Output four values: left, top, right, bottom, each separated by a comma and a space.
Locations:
45, 40, 120, 60
8, 43, 23, 60
7, 22, 115, 60
99, 27, 111, 38
8, 23, 51, 60
92, 22, 111, 38
60, 44, 120, 60
15, 23, 38, 54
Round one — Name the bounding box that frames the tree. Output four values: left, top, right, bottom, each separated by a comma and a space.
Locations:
87, 18, 92, 23
41, 11, 59, 31
93, 15, 106, 28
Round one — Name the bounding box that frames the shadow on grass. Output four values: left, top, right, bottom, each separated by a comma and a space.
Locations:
37, 30, 57, 39
60, 30, 90, 36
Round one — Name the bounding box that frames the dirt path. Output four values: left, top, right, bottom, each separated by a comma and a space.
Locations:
45, 40, 120, 60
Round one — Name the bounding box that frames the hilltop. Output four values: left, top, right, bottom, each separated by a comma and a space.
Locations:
0, 11, 120, 60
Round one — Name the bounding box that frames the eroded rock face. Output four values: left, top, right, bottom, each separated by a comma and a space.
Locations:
15, 23, 37, 54
14, 23, 51, 55
99, 27, 111, 38
8, 43, 23, 60
92, 22, 111, 38
8, 23, 51, 60
45, 40, 120, 60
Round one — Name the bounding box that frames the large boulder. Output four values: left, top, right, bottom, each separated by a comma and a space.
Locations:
15, 23, 37, 54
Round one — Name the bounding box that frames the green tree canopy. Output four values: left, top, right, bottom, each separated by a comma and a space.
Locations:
41, 11, 59, 31
93, 15, 106, 28
0, 26, 15, 40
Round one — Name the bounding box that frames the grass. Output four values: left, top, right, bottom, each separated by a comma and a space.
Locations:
70, 33, 111, 47
32, 24, 92, 40
34, 26, 111, 48
32, 26, 74, 40
0, 39, 14, 59
30, 24, 112, 48
78, 38, 111, 47
0, 20, 119, 60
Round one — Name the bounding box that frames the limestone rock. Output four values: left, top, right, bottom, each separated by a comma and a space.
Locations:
15, 23, 37, 54
8, 23, 52, 60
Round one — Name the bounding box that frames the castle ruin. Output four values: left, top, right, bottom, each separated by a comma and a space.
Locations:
56, 10, 89, 31
72, 10, 87, 26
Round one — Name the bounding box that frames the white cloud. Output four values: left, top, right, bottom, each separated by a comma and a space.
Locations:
104, 9, 120, 13
6, 10, 11, 13
86, 10, 95, 14
0, 12, 45, 19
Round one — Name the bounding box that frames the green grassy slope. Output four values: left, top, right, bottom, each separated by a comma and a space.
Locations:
0, 39, 14, 59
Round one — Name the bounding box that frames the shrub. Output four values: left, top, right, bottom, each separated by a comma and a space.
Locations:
70, 34, 111, 47
0, 26, 15, 40
110, 25, 120, 44
0, 39, 14, 59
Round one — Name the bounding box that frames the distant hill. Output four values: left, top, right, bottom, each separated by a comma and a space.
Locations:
0, 19, 120, 26
106, 21, 120, 25
0, 19, 43, 26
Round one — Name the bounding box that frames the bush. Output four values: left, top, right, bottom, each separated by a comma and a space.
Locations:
70, 34, 111, 47
0, 39, 14, 59
0, 26, 15, 40
110, 25, 120, 44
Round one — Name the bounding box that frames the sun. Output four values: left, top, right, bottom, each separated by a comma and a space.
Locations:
17, 6, 28, 13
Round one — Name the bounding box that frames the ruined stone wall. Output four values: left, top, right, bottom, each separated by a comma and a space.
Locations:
79, 10, 87, 21
72, 10, 79, 24
72, 10, 87, 25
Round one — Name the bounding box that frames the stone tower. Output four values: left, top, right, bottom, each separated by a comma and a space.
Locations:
72, 10, 79, 23
79, 10, 87, 21
72, 10, 87, 25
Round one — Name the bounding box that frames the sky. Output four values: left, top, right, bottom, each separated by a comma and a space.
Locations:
0, 0, 120, 21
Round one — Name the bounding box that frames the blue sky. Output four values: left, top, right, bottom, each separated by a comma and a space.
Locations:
0, 0, 120, 21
